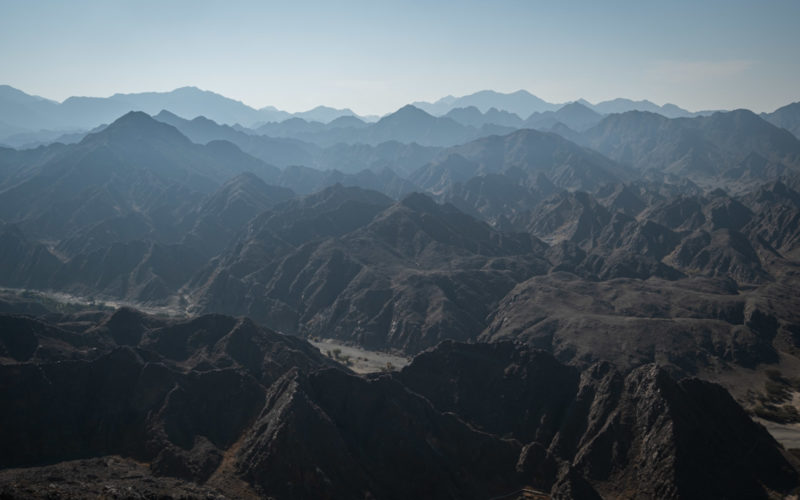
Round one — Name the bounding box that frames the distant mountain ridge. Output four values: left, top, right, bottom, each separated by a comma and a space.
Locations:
413, 90, 560, 117
1, 84, 727, 143
0, 85, 366, 135
413, 89, 712, 119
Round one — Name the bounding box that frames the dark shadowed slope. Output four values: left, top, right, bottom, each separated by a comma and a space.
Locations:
0, 310, 795, 499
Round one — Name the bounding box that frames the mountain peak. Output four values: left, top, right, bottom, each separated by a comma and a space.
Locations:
558, 101, 600, 115
0, 85, 55, 104
400, 192, 439, 212
154, 109, 181, 121
172, 86, 204, 93
379, 105, 434, 124
292, 105, 357, 123
101, 110, 155, 128
82, 110, 191, 146
396, 104, 427, 114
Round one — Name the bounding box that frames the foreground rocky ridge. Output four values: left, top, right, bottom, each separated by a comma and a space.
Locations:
0, 308, 798, 499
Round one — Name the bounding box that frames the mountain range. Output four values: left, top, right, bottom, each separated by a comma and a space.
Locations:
0, 85, 365, 140
2, 85, 800, 498
8, 84, 799, 150
412, 89, 713, 119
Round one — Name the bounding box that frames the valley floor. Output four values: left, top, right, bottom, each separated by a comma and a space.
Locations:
758, 418, 800, 449
309, 338, 409, 373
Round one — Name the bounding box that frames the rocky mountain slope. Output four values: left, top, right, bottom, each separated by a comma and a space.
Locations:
190, 186, 548, 353
0, 308, 796, 499
581, 110, 800, 188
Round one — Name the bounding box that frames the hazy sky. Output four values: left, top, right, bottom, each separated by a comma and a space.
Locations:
1, 0, 798, 114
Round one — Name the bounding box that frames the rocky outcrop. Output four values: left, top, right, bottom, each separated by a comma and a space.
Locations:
401, 341, 799, 499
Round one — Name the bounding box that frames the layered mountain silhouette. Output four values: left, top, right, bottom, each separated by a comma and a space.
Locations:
1, 85, 721, 149
586, 97, 708, 118
412, 128, 629, 193
250, 104, 505, 148
412, 89, 702, 118
413, 89, 560, 117
0, 85, 367, 140
524, 101, 604, 132
154, 109, 440, 174
444, 106, 524, 128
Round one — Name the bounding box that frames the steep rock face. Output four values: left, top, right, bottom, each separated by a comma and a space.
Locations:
665, 228, 770, 284
581, 214, 684, 280
181, 172, 295, 258
518, 191, 612, 250
400, 342, 580, 444
482, 273, 777, 372
51, 239, 207, 302
515, 191, 686, 281
400, 341, 799, 499
595, 183, 647, 216
0, 223, 61, 289
0, 310, 333, 477
54, 211, 157, 258
743, 180, 800, 258
639, 195, 707, 231
1, 347, 174, 468
236, 368, 522, 500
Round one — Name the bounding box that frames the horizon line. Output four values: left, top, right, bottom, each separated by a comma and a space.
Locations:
4, 82, 782, 117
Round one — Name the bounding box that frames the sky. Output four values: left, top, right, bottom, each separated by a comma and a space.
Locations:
1, 0, 799, 115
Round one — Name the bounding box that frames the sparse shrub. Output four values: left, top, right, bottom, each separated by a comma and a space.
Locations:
754, 403, 800, 424
764, 370, 792, 403
327, 348, 353, 366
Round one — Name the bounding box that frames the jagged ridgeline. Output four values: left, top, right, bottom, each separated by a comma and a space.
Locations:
0, 310, 796, 498
1, 87, 800, 498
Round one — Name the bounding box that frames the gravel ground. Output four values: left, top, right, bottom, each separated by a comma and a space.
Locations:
310, 338, 409, 374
